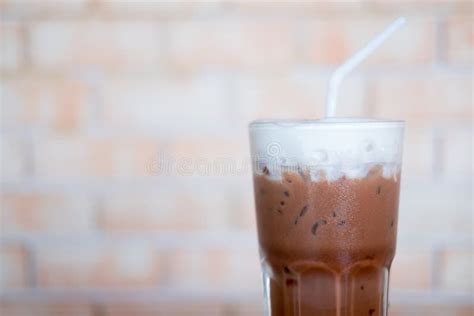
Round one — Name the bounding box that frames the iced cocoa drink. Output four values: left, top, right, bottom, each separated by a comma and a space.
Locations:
249, 119, 404, 316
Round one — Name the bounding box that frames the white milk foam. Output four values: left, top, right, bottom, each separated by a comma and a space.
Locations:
249, 118, 404, 181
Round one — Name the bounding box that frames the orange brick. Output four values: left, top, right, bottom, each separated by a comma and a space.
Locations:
34, 135, 247, 181
30, 21, 161, 71
34, 136, 113, 180
163, 137, 249, 166
0, 135, 28, 181
95, 0, 218, 18
1, 78, 90, 133
1, 191, 96, 233
103, 301, 265, 316
0, 21, 24, 72
398, 178, 472, 238
161, 247, 231, 290
1, 0, 88, 18
401, 126, 436, 178
438, 248, 473, 292
103, 302, 225, 316
390, 303, 474, 316
368, 0, 472, 16
34, 136, 160, 180
231, 301, 263, 316
372, 72, 473, 125
0, 301, 94, 316
440, 125, 473, 178
228, 182, 257, 231
300, 17, 436, 66
36, 241, 160, 289
101, 76, 231, 134
161, 245, 260, 291
390, 247, 432, 290
226, 247, 261, 291
229, 1, 366, 16
112, 138, 166, 178
1, 79, 41, 130
0, 243, 29, 290
101, 183, 231, 232
166, 19, 297, 72
236, 73, 367, 126
446, 16, 473, 66
233, 0, 469, 17
236, 73, 316, 124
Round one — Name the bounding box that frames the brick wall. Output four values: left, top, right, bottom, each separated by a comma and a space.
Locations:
1, 1, 473, 315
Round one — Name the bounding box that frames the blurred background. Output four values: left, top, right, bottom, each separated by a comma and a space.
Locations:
0, 0, 472, 315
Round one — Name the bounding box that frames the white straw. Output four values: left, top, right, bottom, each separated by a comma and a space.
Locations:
325, 17, 406, 118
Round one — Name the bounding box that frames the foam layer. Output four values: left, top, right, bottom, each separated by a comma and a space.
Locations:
249, 118, 404, 181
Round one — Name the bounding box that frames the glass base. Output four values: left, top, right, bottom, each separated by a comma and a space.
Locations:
262, 260, 390, 316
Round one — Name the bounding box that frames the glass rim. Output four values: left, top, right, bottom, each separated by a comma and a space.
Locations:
249, 118, 405, 130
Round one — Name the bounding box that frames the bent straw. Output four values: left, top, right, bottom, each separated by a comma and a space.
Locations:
325, 17, 406, 118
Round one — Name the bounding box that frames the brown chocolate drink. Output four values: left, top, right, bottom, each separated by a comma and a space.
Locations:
253, 166, 400, 316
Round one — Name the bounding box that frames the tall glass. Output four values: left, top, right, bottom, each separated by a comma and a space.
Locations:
249, 119, 404, 316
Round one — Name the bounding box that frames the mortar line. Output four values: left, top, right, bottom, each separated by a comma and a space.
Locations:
435, 14, 448, 67
24, 240, 37, 289
430, 244, 443, 291
19, 18, 32, 72
432, 126, 444, 180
